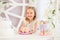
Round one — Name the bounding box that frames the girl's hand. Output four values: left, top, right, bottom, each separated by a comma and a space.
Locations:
18, 22, 26, 33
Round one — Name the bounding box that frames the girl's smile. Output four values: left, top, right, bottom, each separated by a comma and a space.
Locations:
26, 8, 35, 21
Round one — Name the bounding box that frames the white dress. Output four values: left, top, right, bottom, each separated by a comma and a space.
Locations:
19, 19, 37, 34
23, 19, 37, 30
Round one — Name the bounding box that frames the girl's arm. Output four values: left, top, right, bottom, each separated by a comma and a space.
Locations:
33, 22, 38, 33
18, 21, 26, 33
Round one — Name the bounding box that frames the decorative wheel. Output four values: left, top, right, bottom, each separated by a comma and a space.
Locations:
0, 0, 36, 31
0, 0, 25, 31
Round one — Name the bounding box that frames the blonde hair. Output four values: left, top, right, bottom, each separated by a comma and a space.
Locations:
25, 6, 36, 21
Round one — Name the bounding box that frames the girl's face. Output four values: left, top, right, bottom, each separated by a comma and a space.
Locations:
26, 8, 35, 21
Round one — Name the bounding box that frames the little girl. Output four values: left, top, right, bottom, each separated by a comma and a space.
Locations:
18, 6, 38, 35
40, 20, 50, 36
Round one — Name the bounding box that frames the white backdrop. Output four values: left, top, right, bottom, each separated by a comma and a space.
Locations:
36, 0, 50, 20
